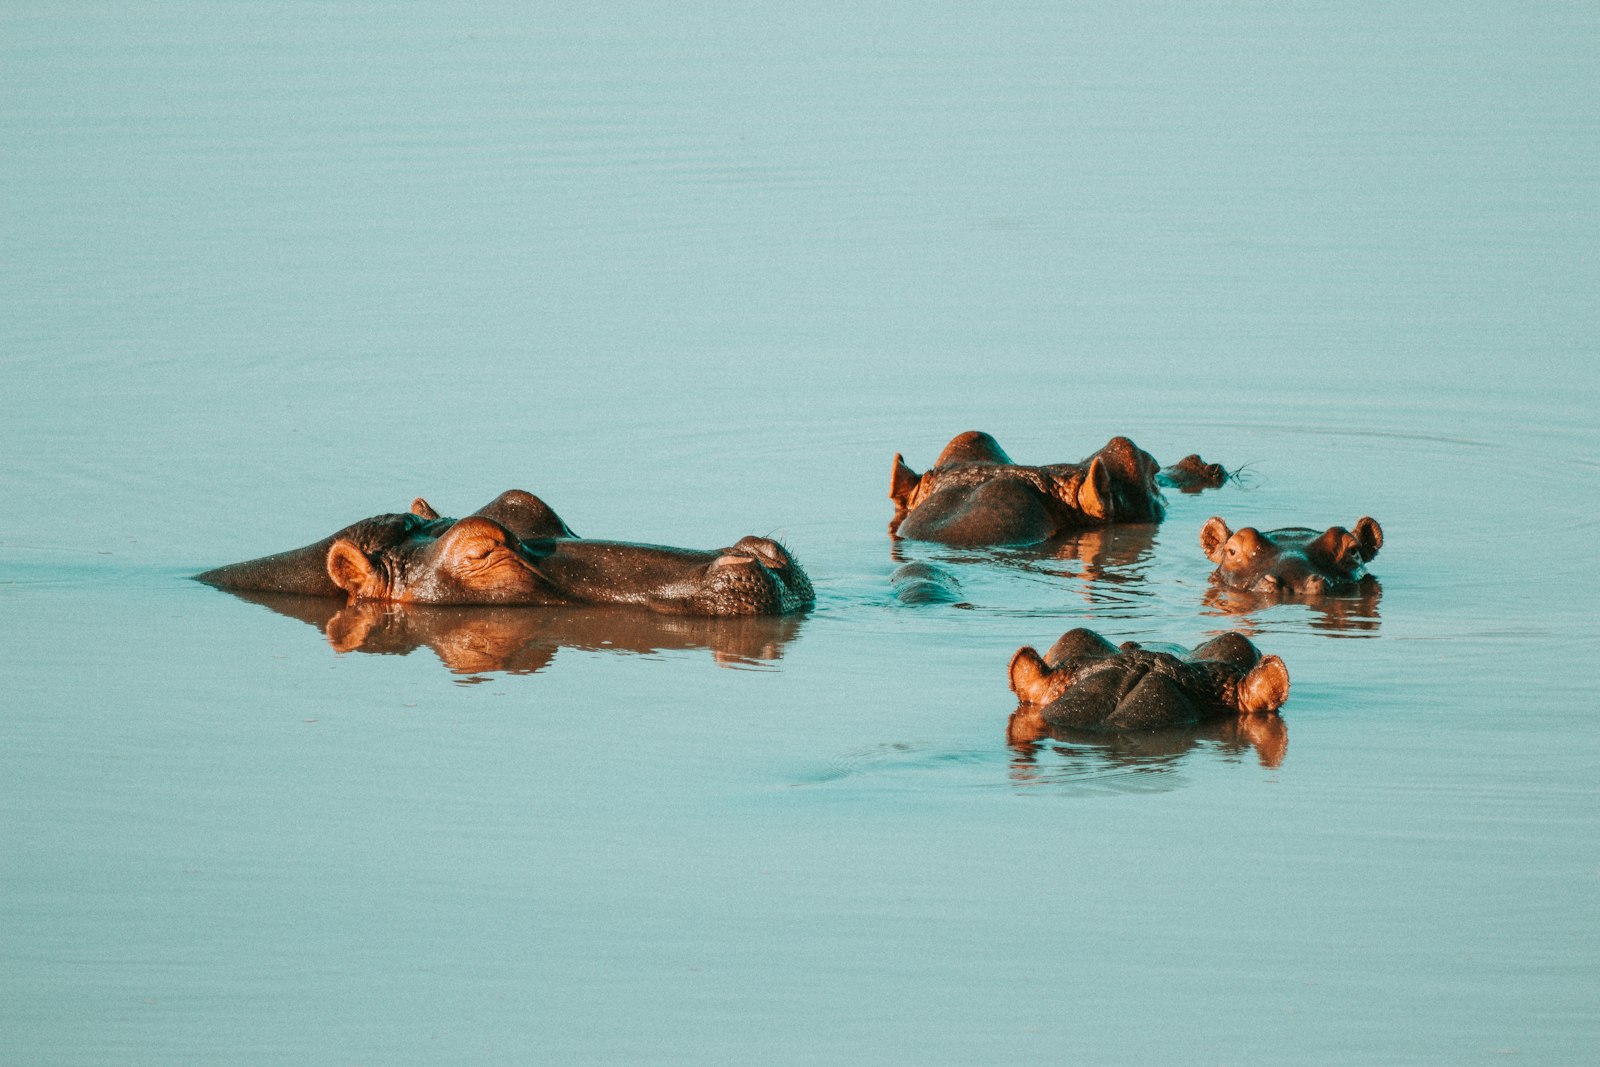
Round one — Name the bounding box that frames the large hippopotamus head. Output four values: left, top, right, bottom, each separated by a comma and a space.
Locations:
889, 431, 1223, 547
1007, 628, 1290, 736
196, 491, 814, 617
1201, 516, 1383, 595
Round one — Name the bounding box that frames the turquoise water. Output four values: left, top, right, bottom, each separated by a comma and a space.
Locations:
3, 4, 1597, 1063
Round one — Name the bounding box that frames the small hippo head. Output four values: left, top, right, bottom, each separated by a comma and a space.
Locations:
326, 515, 558, 605
1008, 628, 1290, 734
665, 536, 815, 616
1201, 516, 1383, 595
1158, 453, 1229, 493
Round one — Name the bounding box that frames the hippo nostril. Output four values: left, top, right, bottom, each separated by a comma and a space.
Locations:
732, 536, 789, 569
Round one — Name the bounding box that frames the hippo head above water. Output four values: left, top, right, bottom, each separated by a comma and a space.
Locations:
1007, 628, 1290, 736
1156, 454, 1229, 493
196, 491, 814, 617
1201, 516, 1383, 595
889, 431, 1221, 547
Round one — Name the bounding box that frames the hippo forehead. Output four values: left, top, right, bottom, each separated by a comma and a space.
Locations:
339, 512, 452, 555
915, 462, 1081, 508
1220, 526, 1369, 592
1040, 652, 1231, 729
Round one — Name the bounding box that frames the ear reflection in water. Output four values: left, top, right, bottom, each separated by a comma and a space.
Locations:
1202, 579, 1383, 634
223, 591, 804, 674
1006, 706, 1289, 781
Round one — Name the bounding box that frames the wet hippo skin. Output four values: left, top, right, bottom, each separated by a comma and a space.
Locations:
889, 431, 1226, 547
1006, 627, 1290, 738
1201, 515, 1383, 595
196, 491, 814, 617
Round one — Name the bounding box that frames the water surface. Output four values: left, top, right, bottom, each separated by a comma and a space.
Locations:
3, 3, 1597, 1063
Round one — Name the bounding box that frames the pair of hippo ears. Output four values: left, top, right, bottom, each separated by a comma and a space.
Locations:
325, 516, 533, 601
1200, 517, 1383, 567
889, 452, 1116, 520
1008, 646, 1291, 714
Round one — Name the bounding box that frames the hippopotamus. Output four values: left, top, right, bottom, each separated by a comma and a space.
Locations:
1200, 516, 1383, 595
1156, 453, 1229, 493
195, 491, 814, 617
889, 431, 1226, 547
1006, 628, 1290, 737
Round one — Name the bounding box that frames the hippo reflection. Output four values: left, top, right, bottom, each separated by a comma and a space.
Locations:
1007, 713, 1289, 776
1008, 628, 1290, 735
890, 431, 1226, 547
1202, 581, 1383, 634
226, 590, 804, 674
196, 491, 814, 617
1201, 515, 1383, 596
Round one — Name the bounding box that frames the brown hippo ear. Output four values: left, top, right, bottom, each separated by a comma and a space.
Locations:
326, 539, 383, 602
410, 497, 440, 520
1009, 646, 1061, 704
1355, 517, 1383, 560
1237, 655, 1290, 713
890, 454, 921, 508
1200, 517, 1233, 562
1077, 457, 1112, 520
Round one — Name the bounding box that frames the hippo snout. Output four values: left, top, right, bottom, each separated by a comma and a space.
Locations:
729, 536, 792, 571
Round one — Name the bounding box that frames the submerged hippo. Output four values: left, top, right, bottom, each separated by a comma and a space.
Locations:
195, 491, 814, 617
1201, 516, 1383, 595
889, 431, 1225, 547
1157, 453, 1229, 493
888, 561, 966, 606
1006, 628, 1290, 737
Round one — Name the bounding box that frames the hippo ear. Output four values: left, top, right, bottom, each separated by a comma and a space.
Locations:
410, 498, 440, 520
1237, 655, 1290, 713
1078, 457, 1112, 520
890, 454, 921, 508
1355, 517, 1383, 561
1200, 517, 1232, 562
1009, 646, 1061, 704
326, 539, 382, 601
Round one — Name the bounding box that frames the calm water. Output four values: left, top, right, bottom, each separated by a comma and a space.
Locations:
4, 3, 1598, 1063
